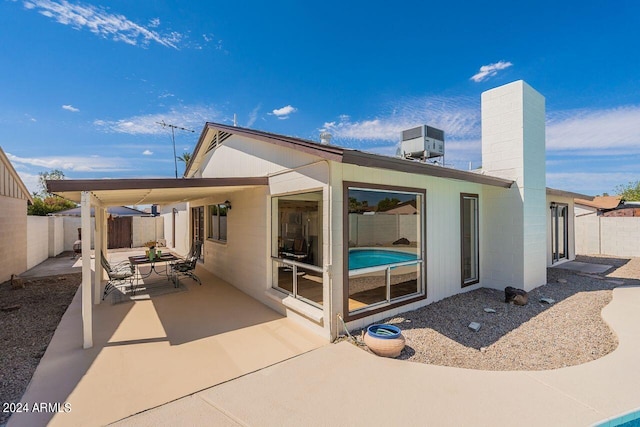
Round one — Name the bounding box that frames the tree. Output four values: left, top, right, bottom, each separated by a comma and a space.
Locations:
377, 197, 401, 212
28, 196, 77, 216
615, 181, 640, 201
177, 152, 192, 173
28, 169, 77, 216
37, 169, 65, 196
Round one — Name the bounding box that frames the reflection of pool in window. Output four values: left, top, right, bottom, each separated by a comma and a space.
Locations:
346, 186, 425, 315
349, 248, 418, 270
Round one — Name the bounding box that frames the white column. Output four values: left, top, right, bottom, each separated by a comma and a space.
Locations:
80, 191, 93, 349
94, 206, 103, 305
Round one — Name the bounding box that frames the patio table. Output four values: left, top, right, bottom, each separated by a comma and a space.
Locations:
128, 253, 180, 294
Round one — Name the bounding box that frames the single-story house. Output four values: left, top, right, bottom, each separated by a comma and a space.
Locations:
48, 80, 592, 348
0, 147, 33, 284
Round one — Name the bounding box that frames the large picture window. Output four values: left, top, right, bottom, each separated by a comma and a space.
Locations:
207, 203, 228, 242
345, 184, 425, 317
271, 191, 323, 308
461, 194, 479, 287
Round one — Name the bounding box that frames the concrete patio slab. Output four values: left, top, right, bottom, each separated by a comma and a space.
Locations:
18, 251, 81, 278
113, 286, 640, 427
8, 254, 326, 427
552, 261, 612, 274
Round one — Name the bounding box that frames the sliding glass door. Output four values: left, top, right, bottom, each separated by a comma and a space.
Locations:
551, 203, 568, 263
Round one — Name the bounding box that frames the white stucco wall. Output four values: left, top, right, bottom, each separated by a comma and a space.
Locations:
338, 163, 489, 332
26, 216, 50, 269
201, 135, 323, 179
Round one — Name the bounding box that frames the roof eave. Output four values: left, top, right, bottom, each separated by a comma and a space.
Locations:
342, 151, 514, 188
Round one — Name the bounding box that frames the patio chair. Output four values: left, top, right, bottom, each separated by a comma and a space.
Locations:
100, 253, 135, 299
171, 240, 202, 285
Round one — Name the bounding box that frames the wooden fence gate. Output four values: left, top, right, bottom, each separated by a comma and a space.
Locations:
108, 216, 132, 249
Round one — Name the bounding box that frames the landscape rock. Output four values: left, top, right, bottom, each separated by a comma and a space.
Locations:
505, 286, 528, 306
468, 322, 482, 332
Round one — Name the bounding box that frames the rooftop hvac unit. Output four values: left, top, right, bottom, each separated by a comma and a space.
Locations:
400, 125, 445, 160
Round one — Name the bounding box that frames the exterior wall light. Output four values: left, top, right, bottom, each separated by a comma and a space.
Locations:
224, 200, 232, 210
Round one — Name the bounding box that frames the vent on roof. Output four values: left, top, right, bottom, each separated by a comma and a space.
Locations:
399, 125, 445, 161
205, 131, 232, 153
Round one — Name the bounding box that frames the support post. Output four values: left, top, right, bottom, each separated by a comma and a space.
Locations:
94, 206, 103, 305
80, 191, 93, 349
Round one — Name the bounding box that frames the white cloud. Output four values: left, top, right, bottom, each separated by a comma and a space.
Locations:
62, 104, 79, 112
142, 149, 153, 155
22, 0, 183, 48
547, 105, 640, 153
470, 61, 513, 82
271, 105, 297, 120
245, 104, 261, 127
6, 152, 131, 172
94, 105, 219, 135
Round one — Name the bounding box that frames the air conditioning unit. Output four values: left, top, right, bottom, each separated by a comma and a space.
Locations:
400, 125, 445, 160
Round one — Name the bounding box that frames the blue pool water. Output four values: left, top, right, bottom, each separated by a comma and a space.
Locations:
595, 408, 640, 427
349, 249, 418, 270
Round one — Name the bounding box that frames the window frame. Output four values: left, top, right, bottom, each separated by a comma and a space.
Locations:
460, 193, 480, 287
207, 202, 228, 243
342, 181, 427, 321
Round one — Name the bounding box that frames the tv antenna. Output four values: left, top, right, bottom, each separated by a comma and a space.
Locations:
156, 120, 195, 178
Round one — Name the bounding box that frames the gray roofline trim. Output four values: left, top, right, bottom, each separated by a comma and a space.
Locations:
546, 187, 594, 201
342, 151, 514, 188
47, 177, 269, 193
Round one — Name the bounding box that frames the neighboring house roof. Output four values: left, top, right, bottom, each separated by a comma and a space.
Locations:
574, 195, 621, 210
186, 122, 514, 189
51, 206, 147, 217
546, 187, 594, 201
0, 146, 33, 204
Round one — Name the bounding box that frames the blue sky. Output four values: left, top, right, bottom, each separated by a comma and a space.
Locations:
2, 0, 639, 196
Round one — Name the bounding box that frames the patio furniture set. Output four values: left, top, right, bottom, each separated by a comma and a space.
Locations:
102, 241, 202, 300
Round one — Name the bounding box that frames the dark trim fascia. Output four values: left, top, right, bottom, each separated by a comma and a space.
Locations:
546, 187, 593, 201
46, 177, 268, 193
460, 193, 480, 288
342, 151, 514, 189
343, 181, 428, 322
191, 122, 345, 167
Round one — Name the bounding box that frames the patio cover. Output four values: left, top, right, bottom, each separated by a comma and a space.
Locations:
46, 177, 268, 349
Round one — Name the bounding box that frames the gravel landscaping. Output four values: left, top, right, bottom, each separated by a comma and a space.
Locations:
350, 255, 640, 371
0, 272, 80, 425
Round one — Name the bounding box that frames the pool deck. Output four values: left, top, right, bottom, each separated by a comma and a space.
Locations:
114, 284, 640, 427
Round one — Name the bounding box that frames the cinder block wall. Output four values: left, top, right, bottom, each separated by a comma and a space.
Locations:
0, 196, 28, 283
481, 80, 547, 291
26, 216, 49, 269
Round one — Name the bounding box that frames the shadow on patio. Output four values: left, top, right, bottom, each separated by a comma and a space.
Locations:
10, 258, 326, 427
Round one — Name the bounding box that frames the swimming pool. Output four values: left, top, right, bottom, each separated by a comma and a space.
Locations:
594, 408, 640, 427
349, 248, 419, 270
